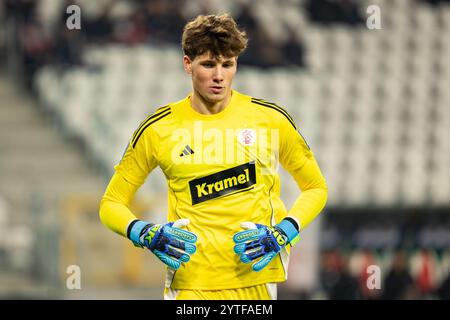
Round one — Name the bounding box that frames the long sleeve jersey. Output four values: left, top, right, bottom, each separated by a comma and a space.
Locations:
99, 90, 328, 290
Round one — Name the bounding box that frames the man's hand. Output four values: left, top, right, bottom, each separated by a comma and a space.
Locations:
233, 219, 299, 272
129, 218, 198, 270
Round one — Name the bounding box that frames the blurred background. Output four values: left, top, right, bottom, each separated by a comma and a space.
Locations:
0, 0, 449, 299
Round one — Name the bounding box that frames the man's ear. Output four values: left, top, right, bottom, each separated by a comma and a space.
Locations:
183, 55, 192, 75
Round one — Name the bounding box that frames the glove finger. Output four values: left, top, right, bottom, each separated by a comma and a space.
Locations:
252, 251, 277, 272
166, 246, 191, 263
172, 218, 190, 228
233, 228, 265, 244
240, 247, 265, 263
234, 243, 246, 254
167, 237, 197, 255
153, 249, 182, 270
183, 242, 196, 255
165, 226, 198, 243
233, 239, 260, 254
240, 222, 258, 230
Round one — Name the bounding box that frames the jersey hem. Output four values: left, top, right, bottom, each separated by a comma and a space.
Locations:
167, 276, 287, 291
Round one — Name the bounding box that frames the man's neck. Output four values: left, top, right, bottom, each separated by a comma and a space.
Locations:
191, 90, 232, 115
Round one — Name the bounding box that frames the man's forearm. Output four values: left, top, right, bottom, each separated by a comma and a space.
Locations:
285, 155, 328, 230
99, 171, 141, 237
287, 186, 328, 230
99, 197, 138, 237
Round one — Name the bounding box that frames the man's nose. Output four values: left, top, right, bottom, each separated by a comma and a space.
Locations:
213, 67, 224, 82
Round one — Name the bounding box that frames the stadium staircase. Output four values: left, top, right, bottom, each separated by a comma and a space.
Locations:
0, 73, 109, 297
0, 72, 164, 298
0, 76, 105, 219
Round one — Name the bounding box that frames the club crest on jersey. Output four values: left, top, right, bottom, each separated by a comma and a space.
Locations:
189, 162, 256, 205
238, 129, 256, 146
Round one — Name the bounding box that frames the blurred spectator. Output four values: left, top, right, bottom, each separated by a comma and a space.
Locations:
3, 0, 36, 22
53, 1, 83, 68
252, 29, 284, 69
436, 273, 450, 299
236, 3, 305, 69
83, 2, 114, 43
234, 25, 283, 68
305, 0, 364, 25
235, 3, 260, 67
421, 0, 450, 5
53, 28, 83, 68
19, 17, 53, 90
116, 10, 150, 44
356, 249, 381, 299
235, 2, 258, 33
145, 0, 186, 44
382, 250, 415, 299
280, 28, 306, 68
412, 249, 438, 297
335, 0, 364, 25
305, 0, 337, 24
320, 250, 361, 299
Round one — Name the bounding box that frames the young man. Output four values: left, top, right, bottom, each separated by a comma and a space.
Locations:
99, 14, 327, 300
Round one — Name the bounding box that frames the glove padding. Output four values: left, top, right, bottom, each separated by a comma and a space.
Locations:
135, 218, 197, 270
233, 220, 299, 272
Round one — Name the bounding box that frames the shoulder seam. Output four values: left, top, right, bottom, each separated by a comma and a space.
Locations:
250, 98, 296, 129
131, 105, 170, 142
131, 105, 171, 148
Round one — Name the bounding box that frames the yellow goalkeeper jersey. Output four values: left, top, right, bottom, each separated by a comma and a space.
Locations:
100, 90, 327, 290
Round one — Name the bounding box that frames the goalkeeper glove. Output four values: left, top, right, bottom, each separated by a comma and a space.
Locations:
127, 218, 197, 270
233, 218, 300, 272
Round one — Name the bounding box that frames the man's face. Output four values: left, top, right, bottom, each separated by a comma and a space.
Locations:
183, 52, 237, 104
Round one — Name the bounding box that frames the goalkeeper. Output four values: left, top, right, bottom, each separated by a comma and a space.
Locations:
99, 13, 327, 300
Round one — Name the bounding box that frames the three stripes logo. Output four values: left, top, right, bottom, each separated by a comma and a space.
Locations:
179, 145, 195, 157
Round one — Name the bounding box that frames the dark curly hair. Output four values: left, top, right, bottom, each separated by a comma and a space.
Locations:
182, 13, 248, 60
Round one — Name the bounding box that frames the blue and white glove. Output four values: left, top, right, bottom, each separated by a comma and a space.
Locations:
233, 218, 300, 272
128, 218, 197, 270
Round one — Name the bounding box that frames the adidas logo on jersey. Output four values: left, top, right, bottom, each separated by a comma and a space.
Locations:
179, 145, 195, 157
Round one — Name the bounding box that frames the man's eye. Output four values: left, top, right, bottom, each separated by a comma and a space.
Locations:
203, 63, 214, 67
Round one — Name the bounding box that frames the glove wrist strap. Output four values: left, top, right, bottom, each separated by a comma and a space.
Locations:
277, 219, 300, 245
127, 219, 152, 245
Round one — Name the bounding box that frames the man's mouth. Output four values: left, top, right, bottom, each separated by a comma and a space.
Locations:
210, 86, 223, 94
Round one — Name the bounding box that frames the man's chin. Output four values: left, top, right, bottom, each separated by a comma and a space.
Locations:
205, 92, 227, 103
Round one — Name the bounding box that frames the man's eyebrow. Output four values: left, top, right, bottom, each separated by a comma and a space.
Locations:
199, 58, 235, 64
